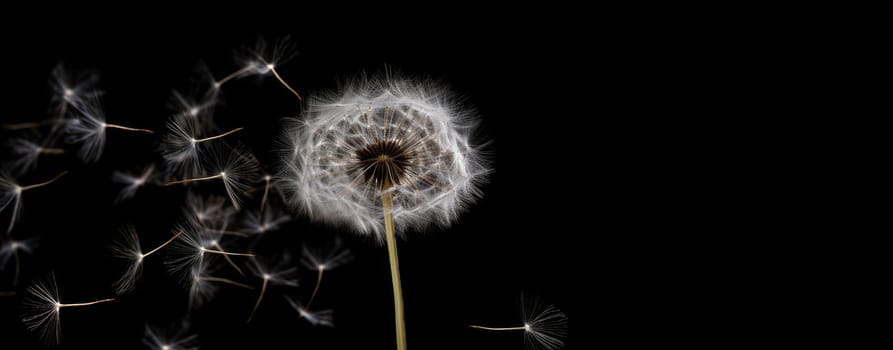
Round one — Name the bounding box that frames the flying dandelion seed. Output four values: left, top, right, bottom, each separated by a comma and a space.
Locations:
111, 225, 185, 295
300, 238, 353, 308
185, 192, 233, 226
165, 144, 259, 210
285, 296, 334, 327
169, 89, 218, 124
21, 272, 115, 346
65, 98, 154, 162
161, 115, 244, 177
235, 37, 302, 100
5, 138, 66, 175
184, 261, 254, 309
143, 321, 199, 350
111, 164, 155, 203
0, 171, 67, 233
165, 218, 255, 282
0, 236, 37, 287
246, 254, 299, 323
243, 205, 291, 235
49, 63, 101, 113
283, 76, 490, 350
469, 295, 568, 350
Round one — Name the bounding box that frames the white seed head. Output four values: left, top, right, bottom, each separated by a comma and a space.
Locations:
64, 97, 108, 163
283, 77, 490, 240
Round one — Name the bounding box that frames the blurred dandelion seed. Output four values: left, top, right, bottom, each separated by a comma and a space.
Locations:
284, 77, 489, 350
21, 272, 115, 346
111, 225, 185, 295
286, 296, 334, 327
301, 239, 353, 308
1, 171, 67, 233
143, 321, 199, 350
469, 295, 568, 350
1, 237, 36, 287
246, 255, 299, 323
111, 165, 155, 203
6, 138, 66, 175
237, 37, 302, 100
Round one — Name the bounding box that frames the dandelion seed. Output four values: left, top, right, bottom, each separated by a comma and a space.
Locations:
236, 37, 302, 100
165, 145, 259, 210
285, 296, 334, 327
300, 238, 353, 308
185, 192, 232, 227
283, 76, 490, 350
469, 295, 568, 350
5, 138, 66, 175
165, 219, 254, 284
1, 171, 67, 233
21, 272, 114, 346
111, 164, 155, 203
243, 205, 290, 235
185, 262, 253, 309
65, 98, 154, 162
246, 254, 299, 323
143, 321, 199, 350
0, 236, 37, 287
111, 225, 184, 295
49, 63, 101, 113
169, 89, 218, 124
161, 115, 243, 177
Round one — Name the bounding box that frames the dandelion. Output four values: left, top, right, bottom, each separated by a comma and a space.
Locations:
469, 295, 568, 350
5, 138, 66, 175
284, 77, 489, 350
161, 115, 243, 177
65, 98, 154, 162
246, 255, 299, 323
143, 321, 199, 350
1, 171, 67, 233
0, 236, 37, 287
285, 296, 334, 327
111, 164, 155, 203
300, 238, 353, 308
185, 261, 253, 309
165, 145, 259, 210
21, 272, 115, 346
110, 225, 184, 295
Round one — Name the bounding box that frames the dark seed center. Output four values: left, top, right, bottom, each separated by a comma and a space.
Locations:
354, 140, 412, 187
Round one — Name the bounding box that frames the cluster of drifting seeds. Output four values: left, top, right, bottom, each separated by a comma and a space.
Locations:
1, 38, 567, 350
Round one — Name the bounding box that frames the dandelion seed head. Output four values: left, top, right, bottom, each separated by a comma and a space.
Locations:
21, 272, 63, 346
283, 76, 490, 239
50, 64, 101, 111
520, 295, 568, 350
65, 97, 108, 162
112, 165, 154, 203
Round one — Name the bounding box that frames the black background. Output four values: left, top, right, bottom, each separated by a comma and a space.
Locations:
0, 16, 598, 350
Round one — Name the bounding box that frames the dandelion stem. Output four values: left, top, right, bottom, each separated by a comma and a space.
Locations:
60, 298, 115, 308
382, 182, 407, 350
143, 231, 184, 258
468, 325, 527, 331
13, 249, 20, 287
306, 269, 325, 308
214, 242, 245, 276
247, 278, 268, 323
3, 122, 43, 130
164, 174, 223, 186
193, 127, 243, 143
202, 249, 255, 257
216, 66, 254, 87
104, 123, 154, 134
38, 147, 66, 155
201, 276, 254, 290
19, 171, 68, 191
270, 67, 303, 101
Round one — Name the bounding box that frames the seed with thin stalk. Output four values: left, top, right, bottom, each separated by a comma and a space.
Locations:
1, 236, 37, 287
246, 254, 299, 323
111, 225, 184, 295
185, 192, 233, 227
300, 238, 353, 308
65, 98, 153, 162
1, 171, 67, 233
111, 164, 155, 203
165, 145, 259, 210
161, 114, 243, 177
143, 321, 199, 350
49, 63, 101, 113
5, 138, 66, 175
235, 37, 302, 100
469, 295, 568, 350
244, 205, 290, 235
165, 217, 254, 284
285, 296, 334, 327
185, 262, 253, 309
21, 272, 115, 346
283, 77, 490, 350
169, 89, 218, 124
